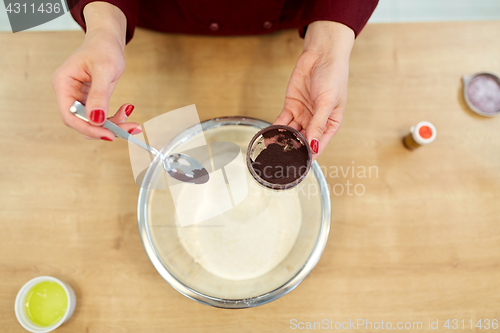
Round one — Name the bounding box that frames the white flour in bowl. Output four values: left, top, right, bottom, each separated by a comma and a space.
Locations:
176, 185, 302, 281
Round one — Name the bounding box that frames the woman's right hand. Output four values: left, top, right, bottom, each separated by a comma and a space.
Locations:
51, 2, 139, 141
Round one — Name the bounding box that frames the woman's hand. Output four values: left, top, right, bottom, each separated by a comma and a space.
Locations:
51, 2, 139, 141
274, 21, 355, 159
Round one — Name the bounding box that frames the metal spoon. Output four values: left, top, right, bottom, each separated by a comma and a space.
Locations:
69, 101, 209, 184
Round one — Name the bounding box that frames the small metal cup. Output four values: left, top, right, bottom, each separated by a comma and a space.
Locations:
463, 72, 500, 117
246, 125, 312, 190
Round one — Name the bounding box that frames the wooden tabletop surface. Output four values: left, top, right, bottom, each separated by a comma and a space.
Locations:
1, 21, 499, 332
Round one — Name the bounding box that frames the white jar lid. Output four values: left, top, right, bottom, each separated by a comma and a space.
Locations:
410, 121, 436, 145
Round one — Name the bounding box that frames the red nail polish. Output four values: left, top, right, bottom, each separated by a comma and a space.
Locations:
101, 137, 112, 141
90, 109, 105, 123
311, 139, 319, 154
125, 104, 135, 117
128, 127, 142, 135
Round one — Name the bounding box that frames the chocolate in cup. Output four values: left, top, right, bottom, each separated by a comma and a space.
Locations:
247, 125, 312, 190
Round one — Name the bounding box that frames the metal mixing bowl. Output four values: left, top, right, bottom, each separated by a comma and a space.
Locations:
137, 117, 330, 308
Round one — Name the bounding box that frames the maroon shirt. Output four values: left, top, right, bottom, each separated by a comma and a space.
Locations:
70, 0, 378, 44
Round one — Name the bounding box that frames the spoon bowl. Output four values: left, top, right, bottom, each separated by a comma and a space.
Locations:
164, 153, 209, 184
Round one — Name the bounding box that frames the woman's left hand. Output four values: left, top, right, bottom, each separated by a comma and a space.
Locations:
274, 21, 355, 159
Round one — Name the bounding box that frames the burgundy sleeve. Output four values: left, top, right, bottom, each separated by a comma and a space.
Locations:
298, 0, 379, 38
69, 0, 139, 44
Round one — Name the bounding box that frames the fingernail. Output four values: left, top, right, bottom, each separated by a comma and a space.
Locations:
100, 136, 113, 141
311, 139, 319, 154
125, 104, 135, 117
90, 109, 105, 124
128, 127, 142, 135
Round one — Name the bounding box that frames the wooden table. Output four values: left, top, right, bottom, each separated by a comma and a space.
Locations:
1, 21, 499, 332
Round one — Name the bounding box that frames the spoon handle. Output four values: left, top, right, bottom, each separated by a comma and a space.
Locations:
69, 101, 159, 156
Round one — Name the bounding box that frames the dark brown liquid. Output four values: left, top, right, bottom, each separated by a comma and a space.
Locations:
251, 129, 309, 184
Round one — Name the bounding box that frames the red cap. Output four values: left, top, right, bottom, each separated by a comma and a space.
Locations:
418, 126, 433, 139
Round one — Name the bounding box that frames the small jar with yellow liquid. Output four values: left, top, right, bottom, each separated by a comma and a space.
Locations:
15, 276, 76, 332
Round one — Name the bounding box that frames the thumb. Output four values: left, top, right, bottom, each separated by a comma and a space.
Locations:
305, 105, 330, 155
85, 74, 112, 126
